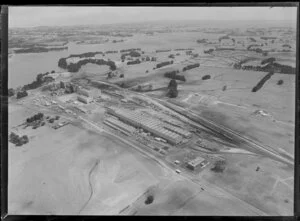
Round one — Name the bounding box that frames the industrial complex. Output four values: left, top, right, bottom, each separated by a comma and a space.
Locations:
106, 107, 191, 145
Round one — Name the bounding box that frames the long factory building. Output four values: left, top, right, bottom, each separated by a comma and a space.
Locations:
104, 117, 136, 134
107, 108, 189, 145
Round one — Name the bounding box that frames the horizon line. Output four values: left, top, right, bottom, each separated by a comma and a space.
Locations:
9, 19, 297, 29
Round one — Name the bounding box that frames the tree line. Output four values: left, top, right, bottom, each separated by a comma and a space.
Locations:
14, 46, 68, 54
120, 48, 141, 53
127, 59, 141, 65
252, 71, 274, 92
58, 57, 116, 72
182, 63, 200, 72
164, 70, 186, 82
156, 60, 173, 69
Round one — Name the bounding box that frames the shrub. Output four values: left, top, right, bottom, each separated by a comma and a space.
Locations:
261, 57, 276, 65
145, 195, 154, 204
211, 160, 226, 173
202, 75, 211, 80
16, 90, 28, 99
277, 79, 284, 85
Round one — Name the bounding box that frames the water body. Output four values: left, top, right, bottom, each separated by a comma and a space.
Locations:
8, 33, 205, 89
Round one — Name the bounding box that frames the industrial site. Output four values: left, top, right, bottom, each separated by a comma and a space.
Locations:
8, 6, 296, 216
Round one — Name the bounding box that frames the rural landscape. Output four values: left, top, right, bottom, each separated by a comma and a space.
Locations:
8, 7, 296, 216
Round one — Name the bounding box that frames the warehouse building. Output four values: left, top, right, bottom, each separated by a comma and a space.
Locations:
107, 108, 183, 145
163, 124, 192, 138
77, 95, 93, 104
77, 86, 101, 98
104, 117, 136, 134
186, 156, 207, 171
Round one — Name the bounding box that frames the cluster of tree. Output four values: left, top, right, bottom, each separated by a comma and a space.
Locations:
120, 50, 141, 60
112, 33, 133, 37
233, 57, 256, 69
14, 46, 68, 54
168, 54, 175, 59
105, 50, 118, 54
58, 58, 68, 69
280, 49, 292, 52
192, 53, 199, 58
261, 57, 276, 65
69, 51, 103, 59
22, 72, 55, 91
166, 79, 178, 98
246, 45, 265, 54
164, 70, 186, 81
150, 57, 157, 61
204, 49, 214, 54
252, 71, 274, 92
235, 62, 295, 74
272, 62, 296, 74
26, 112, 44, 123
59, 58, 116, 72
182, 63, 200, 72
120, 48, 141, 53
282, 44, 291, 48
112, 39, 124, 43
174, 48, 194, 51
16, 90, 28, 99
196, 39, 208, 44
261, 36, 277, 40
156, 61, 173, 69
127, 59, 141, 65
246, 44, 260, 50
202, 75, 211, 80
215, 47, 235, 51
218, 35, 230, 42
9, 132, 29, 146
155, 49, 171, 53
186, 50, 193, 55
65, 83, 75, 93
58, 52, 105, 69
8, 88, 15, 97
249, 37, 257, 42
262, 51, 269, 56
211, 160, 226, 173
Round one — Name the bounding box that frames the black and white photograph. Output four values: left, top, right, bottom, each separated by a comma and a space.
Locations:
6, 6, 297, 216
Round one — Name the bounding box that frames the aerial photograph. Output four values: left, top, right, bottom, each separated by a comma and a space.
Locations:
7, 6, 297, 215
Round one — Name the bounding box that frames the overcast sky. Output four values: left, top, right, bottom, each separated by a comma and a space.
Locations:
9, 6, 298, 28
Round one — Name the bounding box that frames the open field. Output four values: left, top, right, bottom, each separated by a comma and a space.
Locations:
8, 109, 166, 214
122, 179, 266, 216
201, 153, 293, 215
